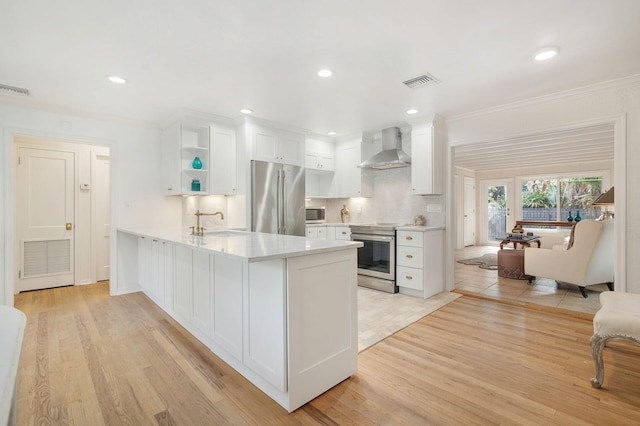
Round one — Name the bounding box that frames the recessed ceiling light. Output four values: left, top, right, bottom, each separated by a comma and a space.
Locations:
317, 69, 333, 78
406, 108, 419, 115
240, 108, 253, 114
107, 75, 127, 84
534, 46, 559, 61
327, 131, 337, 136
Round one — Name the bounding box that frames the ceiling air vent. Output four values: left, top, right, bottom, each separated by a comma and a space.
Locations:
403, 73, 440, 89
0, 83, 30, 96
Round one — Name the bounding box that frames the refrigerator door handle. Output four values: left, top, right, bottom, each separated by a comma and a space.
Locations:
281, 169, 287, 234
277, 168, 285, 234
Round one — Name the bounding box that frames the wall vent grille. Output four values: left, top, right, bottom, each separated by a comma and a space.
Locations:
403, 73, 440, 89
23, 239, 71, 277
0, 83, 30, 96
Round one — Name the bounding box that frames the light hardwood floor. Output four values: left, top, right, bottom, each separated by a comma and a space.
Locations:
14, 281, 640, 424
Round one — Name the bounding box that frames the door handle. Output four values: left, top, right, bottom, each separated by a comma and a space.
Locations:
66, 223, 73, 230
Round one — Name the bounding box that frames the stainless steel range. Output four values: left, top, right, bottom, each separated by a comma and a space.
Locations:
350, 223, 407, 293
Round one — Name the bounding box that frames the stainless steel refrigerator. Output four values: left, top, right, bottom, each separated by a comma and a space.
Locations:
251, 160, 306, 236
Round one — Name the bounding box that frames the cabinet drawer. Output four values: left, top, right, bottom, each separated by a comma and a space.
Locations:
334, 226, 351, 240
397, 266, 423, 291
396, 246, 423, 269
397, 231, 423, 247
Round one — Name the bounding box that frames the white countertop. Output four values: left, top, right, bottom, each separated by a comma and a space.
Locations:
305, 222, 349, 227
305, 223, 444, 231
396, 225, 445, 232
118, 227, 362, 262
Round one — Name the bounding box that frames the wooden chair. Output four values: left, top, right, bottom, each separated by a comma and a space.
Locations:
590, 291, 640, 388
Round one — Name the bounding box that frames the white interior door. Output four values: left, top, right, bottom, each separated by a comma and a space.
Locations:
16, 147, 75, 291
463, 177, 476, 246
94, 153, 110, 281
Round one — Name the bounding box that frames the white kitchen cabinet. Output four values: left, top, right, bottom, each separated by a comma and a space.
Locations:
211, 256, 244, 361
162, 121, 210, 195
137, 236, 152, 292
173, 245, 193, 320
334, 226, 351, 241
305, 137, 336, 172
191, 250, 211, 335
411, 116, 444, 195
306, 226, 318, 238
138, 237, 173, 305
252, 124, 304, 166
118, 228, 358, 413
335, 135, 373, 197
209, 124, 237, 195
245, 259, 287, 392
305, 152, 335, 171
306, 225, 350, 241
396, 228, 444, 298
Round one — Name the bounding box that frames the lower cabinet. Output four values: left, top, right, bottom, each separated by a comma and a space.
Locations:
245, 259, 286, 392
212, 256, 244, 361
306, 225, 351, 241
396, 229, 444, 298
131, 233, 356, 412
138, 236, 173, 306
191, 250, 211, 334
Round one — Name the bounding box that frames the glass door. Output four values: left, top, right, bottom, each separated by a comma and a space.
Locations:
480, 180, 514, 245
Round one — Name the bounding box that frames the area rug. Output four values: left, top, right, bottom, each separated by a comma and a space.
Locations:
358, 289, 461, 352
457, 253, 498, 270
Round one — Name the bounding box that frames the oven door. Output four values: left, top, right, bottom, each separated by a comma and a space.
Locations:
351, 233, 395, 281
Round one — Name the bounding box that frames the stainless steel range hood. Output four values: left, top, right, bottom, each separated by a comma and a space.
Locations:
358, 127, 410, 169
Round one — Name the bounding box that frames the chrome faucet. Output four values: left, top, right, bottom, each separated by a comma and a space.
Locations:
191, 210, 224, 236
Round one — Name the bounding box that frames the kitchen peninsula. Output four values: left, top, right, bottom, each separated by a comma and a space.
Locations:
116, 228, 361, 412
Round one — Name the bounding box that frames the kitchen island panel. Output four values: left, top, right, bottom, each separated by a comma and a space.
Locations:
245, 259, 287, 392
116, 228, 358, 412
287, 249, 358, 411
211, 256, 244, 362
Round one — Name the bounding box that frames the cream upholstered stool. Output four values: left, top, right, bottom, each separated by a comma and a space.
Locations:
590, 291, 640, 388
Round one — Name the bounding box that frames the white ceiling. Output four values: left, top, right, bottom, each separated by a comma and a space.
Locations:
1, 0, 640, 137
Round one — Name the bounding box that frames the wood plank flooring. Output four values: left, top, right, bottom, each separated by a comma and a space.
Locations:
14, 282, 640, 425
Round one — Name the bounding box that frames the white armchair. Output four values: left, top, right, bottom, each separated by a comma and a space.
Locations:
524, 219, 614, 297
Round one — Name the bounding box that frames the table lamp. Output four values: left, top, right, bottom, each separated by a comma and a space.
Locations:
591, 186, 614, 220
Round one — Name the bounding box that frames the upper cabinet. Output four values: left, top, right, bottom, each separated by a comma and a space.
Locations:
411, 116, 444, 195
209, 124, 237, 195
162, 115, 237, 196
305, 137, 335, 172
305, 136, 336, 198
252, 124, 304, 166
162, 121, 210, 195
334, 134, 373, 198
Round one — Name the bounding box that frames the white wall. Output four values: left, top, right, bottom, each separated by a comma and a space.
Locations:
446, 75, 640, 293
1, 103, 182, 304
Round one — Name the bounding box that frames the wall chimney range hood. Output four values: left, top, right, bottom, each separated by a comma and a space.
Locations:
358, 127, 410, 169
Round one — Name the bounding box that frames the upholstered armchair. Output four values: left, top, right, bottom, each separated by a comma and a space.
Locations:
524, 219, 614, 297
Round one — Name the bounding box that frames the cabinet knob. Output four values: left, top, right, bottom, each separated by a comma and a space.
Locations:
341, 231, 347, 235
168, 187, 173, 191
406, 275, 413, 280
406, 236, 413, 241
406, 254, 413, 259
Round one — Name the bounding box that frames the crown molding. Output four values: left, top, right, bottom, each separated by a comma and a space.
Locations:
446, 74, 640, 124
0, 94, 161, 130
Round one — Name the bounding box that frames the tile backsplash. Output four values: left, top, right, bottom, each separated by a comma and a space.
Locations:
310, 167, 445, 226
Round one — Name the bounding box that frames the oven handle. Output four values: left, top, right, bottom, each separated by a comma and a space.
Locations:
351, 233, 395, 242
